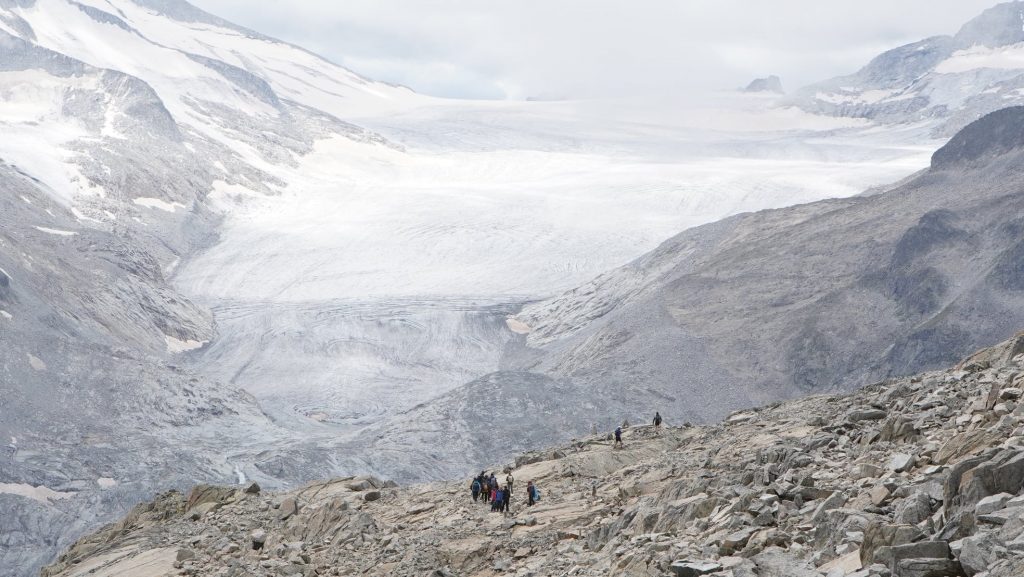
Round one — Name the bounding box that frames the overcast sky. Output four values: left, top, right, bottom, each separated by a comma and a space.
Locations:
192, 0, 1003, 100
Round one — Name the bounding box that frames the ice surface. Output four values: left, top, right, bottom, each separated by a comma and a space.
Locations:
174, 95, 939, 432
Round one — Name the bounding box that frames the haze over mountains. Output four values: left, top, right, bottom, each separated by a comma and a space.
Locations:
3, 1, 1024, 575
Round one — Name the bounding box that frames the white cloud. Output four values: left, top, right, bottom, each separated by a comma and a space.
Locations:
191, 0, 1005, 99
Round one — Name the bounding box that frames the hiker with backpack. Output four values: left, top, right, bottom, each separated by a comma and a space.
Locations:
492, 485, 505, 512
481, 474, 490, 504
471, 477, 481, 502
502, 484, 512, 513
614, 426, 623, 448
653, 411, 662, 434
526, 480, 539, 506
506, 471, 515, 494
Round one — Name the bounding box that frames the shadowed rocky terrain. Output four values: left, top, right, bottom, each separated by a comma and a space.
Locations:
40, 331, 1024, 577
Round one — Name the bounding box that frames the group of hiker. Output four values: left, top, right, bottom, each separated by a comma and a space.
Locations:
467, 413, 665, 509
470, 471, 540, 513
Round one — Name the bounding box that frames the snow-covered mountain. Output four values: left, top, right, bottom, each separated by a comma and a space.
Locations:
2, 1, 1023, 575
792, 1, 1024, 135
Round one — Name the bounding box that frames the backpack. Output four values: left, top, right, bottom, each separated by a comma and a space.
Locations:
472, 480, 480, 492
534, 489, 541, 502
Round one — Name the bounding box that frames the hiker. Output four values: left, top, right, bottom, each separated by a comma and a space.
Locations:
5, 437, 16, 461
653, 411, 662, 434
492, 486, 505, 512
482, 476, 491, 504
490, 482, 498, 506
614, 426, 623, 448
471, 477, 481, 502
528, 483, 544, 506
506, 471, 515, 494
502, 484, 512, 513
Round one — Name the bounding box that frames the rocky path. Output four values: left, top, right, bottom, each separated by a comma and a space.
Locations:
42, 332, 1024, 577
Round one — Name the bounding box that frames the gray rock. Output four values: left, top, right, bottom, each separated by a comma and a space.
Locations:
278, 498, 299, 521
851, 409, 889, 422
894, 558, 961, 577
889, 454, 916, 473
958, 534, 1002, 577
669, 561, 723, 577
975, 493, 1012, 516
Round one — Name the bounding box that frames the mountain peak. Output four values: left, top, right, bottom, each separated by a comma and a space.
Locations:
954, 1, 1024, 49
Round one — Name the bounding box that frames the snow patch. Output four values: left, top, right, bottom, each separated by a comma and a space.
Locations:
0, 483, 75, 505
0, 311, 11, 320
96, 477, 118, 489
133, 197, 185, 212
71, 206, 103, 223
27, 354, 47, 371
34, 226, 77, 236
936, 44, 1024, 74
506, 318, 532, 334
165, 335, 207, 353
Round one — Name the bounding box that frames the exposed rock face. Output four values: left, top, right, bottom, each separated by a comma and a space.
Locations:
743, 75, 784, 94
42, 332, 1024, 577
931, 106, 1024, 168
791, 2, 1024, 135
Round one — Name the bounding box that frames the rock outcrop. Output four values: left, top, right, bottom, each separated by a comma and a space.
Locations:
743, 76, 784, 94
42, 332, 1024, 577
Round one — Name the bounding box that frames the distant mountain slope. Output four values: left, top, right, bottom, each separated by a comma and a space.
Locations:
357, 105, 1024, 481
792, 1, 1024, 135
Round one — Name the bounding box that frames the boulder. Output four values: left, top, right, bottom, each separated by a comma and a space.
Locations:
852, 464, 884, 480
890, 453, 916, 473
720, 527, 757, 554
850, 409, 888, 422
895, 492, 933, 525
887, 540, 950, 571
278, 497, 299, 521
186, 484, 236, 511
669, 561, 722, 576
812, 492, 848, 522
975, 493, 1012, 516
870, 485, 893, 507
958, 534, 1002, 576
955, 451, 1024, 515
935, 431, 997, 465
251, 529, 267, 551
861, 523, 923, 566
244, 482, 261, 494
894, 558, 962, 577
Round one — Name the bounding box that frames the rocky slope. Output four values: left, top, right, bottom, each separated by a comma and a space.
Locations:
791, 1, 1024, 135
39, 331, 1024, 577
